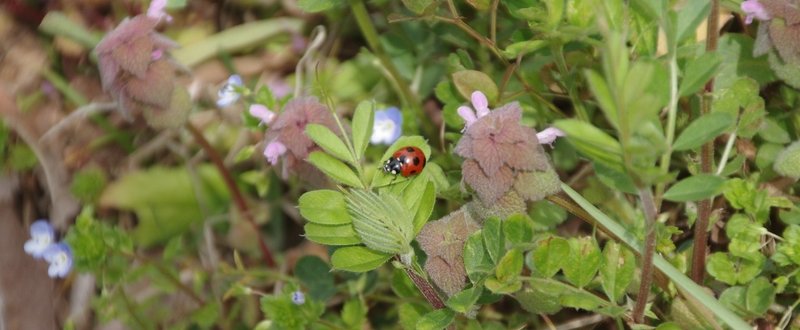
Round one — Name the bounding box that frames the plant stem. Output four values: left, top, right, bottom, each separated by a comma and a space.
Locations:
692, 0, 720, 284
632, 187, 658, 324
349, 0, 421, 116
716, 132, 737, 175
655, 52, 680, 207
186, 122, 276, 268
490, 0, 500, 44
404, 267, 445, 309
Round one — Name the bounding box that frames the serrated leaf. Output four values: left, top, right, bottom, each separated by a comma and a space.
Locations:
346, 189, 413, 254
305, 124, 353, 164
352, 101, 374, 162
307, 151, 363, 188
304, 223, 361, 246
673, 112, 734, 151
663, 174, 725, 202
452, 70, 499, 104
416, 309, 455, 330
331, 246, 392, 272
299, 190, 351, 225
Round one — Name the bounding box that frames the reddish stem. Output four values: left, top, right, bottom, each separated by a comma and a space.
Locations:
186, 123, 276, 268
404, 267, 445, 309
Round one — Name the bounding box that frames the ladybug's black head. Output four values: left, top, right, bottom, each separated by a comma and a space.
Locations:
382, 158, 403, 175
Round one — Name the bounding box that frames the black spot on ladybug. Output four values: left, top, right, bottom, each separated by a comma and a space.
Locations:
406, 147, 414, 152
399, 155, 406, 163
409, 170, 417, 175
413, 157, 420, 165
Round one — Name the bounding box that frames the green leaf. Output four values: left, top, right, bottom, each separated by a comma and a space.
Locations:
502, 40, 548, 59
775, 140, 800, 179
452, 70, 499, 104
593, 162, 637, 194
663, 174, 725, 202
307, 151, 362, 188
411, 181, 436, 235
99, 166, 229, 247
399, 303, 429, 330
679, 52, 722, 96
305, 124, 354, 164
531, 236, 569, 278
299, 190, 351, 225
600, 241, 635, 304
401, 0, 434, 14
297, 0, 342, 13
715, 34, 777, 90
346, 189, 414, 254
562, 237, 602, 288
503, 214, 534, 246
585, 70, 618, 128
496, 248, 524, 282
391, 268, 419, 298
70, 167, 107, 203
463, 231, 493, 282
446, 286, 483, 313
416, 309, 455, 330
674, 0, 710, 43
485, 275, 522, 294
351, 101, 374, 162
707, 252, 764, 285
745, 277, 775, 316
303, 223, 361, 246
673, 112, 735, 151
295, 256, 336, 301
341, 299, 367, 328
521, 277, 616, 314
758, 118, 791, 144
330, 246, 392, 272
554, 119, 624, 171
560, 184, 751, 330
482, 217, 504, 264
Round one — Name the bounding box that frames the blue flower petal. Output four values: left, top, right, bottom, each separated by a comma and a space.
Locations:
24, 220, 55, 259
370, 107, 403, 145
43, 243, 72, 278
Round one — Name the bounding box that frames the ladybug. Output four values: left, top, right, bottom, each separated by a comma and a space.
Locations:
382, 146, 426, 177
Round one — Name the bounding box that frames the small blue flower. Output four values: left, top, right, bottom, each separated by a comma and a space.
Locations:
43, 243, 72, 278
291, 290, 305, 305
24, 220, 55, 259
217, 75, 243, 108
370, 107, 402, 145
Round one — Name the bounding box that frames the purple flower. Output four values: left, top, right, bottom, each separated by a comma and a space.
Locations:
264, 140, 287, 165
457, 91, 491, 130
147, 0, 173, 23
742, 0, 771, 24
291, 291, 305, 305
536, 127, 566, 147
250, 104, 276, 125
370, 107, 402, 145
217, 75, 243, 108
24, 220, 55, 259
43, 243, 72, 278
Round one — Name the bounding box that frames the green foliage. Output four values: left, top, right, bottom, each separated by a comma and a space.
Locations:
662, 174, 725, 202
70, 167, 108, 203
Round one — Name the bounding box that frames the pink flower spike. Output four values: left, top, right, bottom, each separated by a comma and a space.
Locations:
264, 140, 287, 165
471, 91, 490, 117
457, 106, 477, 129
147, 0, 173, 23
741, 0, 770, 25
249, 104, 276, 125
151, 49, 164, 60
536, 127, 566, 147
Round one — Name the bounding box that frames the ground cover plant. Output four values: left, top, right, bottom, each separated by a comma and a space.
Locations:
2, 0, 800, 328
